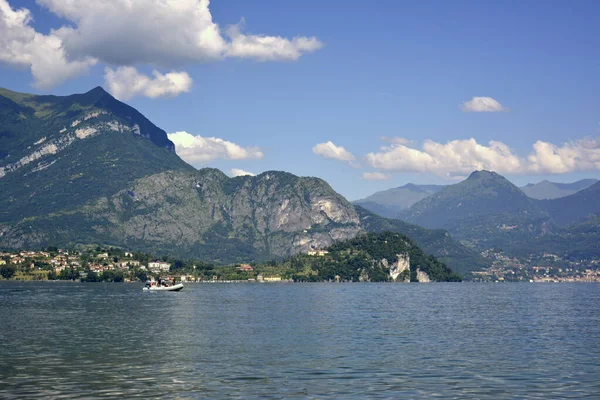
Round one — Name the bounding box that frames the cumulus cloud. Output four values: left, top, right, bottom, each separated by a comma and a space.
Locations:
527, 139, 600, 174
461, 97, 508, 112
361, 172, 390, 181
0, 0, 96, 88
0, 0, 322, 92
168, 131, 263, 165
226, 20, 323, 61
230, 168, 256, 177
365, 137, 600, 177
105, 67, 192, 100
313, 141, 355, 162
365, 138, 523, 177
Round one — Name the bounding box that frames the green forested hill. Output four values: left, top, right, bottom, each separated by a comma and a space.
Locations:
356, 206, 489, 276
280, 231, 461, 282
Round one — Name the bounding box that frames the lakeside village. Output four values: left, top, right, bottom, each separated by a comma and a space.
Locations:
1, 245, 600, 283
0, 247, 330, 283
473, 249, 600, 283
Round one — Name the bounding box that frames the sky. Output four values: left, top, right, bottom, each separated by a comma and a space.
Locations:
1, 0, 600, 200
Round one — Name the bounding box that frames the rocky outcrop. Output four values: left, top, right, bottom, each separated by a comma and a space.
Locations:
388, 254, 410, 282
416, 269, 431, 283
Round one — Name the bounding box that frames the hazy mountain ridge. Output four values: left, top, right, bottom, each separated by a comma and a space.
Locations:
353, 183, 444, 217
355, 178, 596, 219
520, 179, 598, 200
395, 170, 600, 262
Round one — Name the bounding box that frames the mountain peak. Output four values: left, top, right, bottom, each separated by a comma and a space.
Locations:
87, 86, 108, 95
467, 170, 501, 180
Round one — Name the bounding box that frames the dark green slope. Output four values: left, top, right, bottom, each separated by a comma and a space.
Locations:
0, 87, 193, 222
355, 205, 489, 276
326, 232, 461, 282
400, 171, 553, 249
537, 181, 600, 227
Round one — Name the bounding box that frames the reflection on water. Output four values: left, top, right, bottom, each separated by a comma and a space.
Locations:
1, 282, 600, 398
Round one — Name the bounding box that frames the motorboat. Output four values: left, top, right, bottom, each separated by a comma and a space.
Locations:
143, 280, 183, 292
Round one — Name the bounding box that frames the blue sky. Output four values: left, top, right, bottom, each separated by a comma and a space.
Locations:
1, 0, 600, 200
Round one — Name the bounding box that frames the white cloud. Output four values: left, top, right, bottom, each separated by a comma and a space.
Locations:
380, 136, 413, 145
461, 97, 508, 112
361, 172, 390, 181
105, 67, 192, 100
226, 20, 323, 61
313, 141, 355, 162
168, 131, 263, 165
365, 137, 600, 177
365, 138, 523, 177
528, 139, 600, 174
230, 168, 256, 177
0, 0, 96, 89
0, 0, 322, 93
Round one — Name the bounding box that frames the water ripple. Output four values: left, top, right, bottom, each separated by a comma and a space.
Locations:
1, 282, 600, 398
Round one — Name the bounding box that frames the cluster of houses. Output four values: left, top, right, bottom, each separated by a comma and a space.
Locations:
0, 249, 175, 276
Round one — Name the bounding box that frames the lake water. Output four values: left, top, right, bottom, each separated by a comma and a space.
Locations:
1, 282, 599, 399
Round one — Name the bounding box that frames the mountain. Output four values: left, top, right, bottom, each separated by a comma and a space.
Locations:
353, 183, 444, 217
0, 87, 367, 263
0, 87, 504, 271
355, 206, 489, 276
0, 166, 362, 264
521, 179, 598, 200
538, 181, 600, 227
399, 171, 553, 249
0, 86, 193, 222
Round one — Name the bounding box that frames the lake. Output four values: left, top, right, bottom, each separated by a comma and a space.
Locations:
1, 282, 599, 399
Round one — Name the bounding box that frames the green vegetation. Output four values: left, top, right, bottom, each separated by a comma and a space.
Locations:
0, 233, 460, 283
356, 206, 489, 276
268, 231, 461, 282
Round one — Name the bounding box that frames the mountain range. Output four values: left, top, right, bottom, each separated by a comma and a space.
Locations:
396, 171, 600, 262
520, 179, 598, 200
353, 184, 444, 217
0, 87, 483, 274
355, 178, 597, 218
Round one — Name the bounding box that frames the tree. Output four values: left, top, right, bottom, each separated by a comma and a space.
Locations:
1, 265, 17, 280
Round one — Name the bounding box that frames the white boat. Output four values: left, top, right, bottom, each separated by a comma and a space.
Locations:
143, 282, 184, 292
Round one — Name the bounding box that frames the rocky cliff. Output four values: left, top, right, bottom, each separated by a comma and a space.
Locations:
1, 168, 362, 263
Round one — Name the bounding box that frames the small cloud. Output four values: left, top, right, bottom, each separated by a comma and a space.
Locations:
105, 67, 192, 100
461, 97, 508, 112
168, 131, 263, 166
312, 141, 355, 162
230, 168, 255, 177
361, 172, 390, 181
380, 136, 413, 146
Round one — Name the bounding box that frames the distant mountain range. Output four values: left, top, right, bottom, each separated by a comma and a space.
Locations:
0, 86, 479, 275
355, 178, 597, 218
520, 179, 598, 200
353, 184, 445, 217
395, 170, 600, 262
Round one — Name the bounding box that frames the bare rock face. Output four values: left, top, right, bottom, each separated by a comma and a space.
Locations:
53, 169, 363, 261
416, 269, 431, 283
389, 253, 411, 282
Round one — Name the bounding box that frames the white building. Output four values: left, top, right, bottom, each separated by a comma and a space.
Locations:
148, 261, 171, 273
